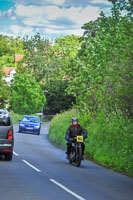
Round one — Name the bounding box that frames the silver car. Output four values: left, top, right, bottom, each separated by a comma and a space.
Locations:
0, 109, 14, 161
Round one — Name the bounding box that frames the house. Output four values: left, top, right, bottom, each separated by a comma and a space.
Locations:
15, 54, 24, 64
2, 67, 16, 85
2, 54, 24, 85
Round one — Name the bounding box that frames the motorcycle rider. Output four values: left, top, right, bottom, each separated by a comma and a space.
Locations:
65, 117, 87, 159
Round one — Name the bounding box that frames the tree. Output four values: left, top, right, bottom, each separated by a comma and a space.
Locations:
43, 80, 75, 115
53, 35, 81, 78
41, 35, 80, 114
0, 69, 10, 108
0, 35, 24, 67
66, 2, 133, 117
20, 33, 51, 82
10, 73, 46, 114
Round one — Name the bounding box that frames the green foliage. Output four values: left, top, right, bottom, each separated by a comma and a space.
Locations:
65, 4, 133, 118
49, 109, 79, 148
9, 110, 24, 124
43, 79, 75, 114
53, 35, 81, 79
49, 109, 133, 176
41, 35, 80, 114
54, 35, 81, 59
0, 35, 24, 67
0, 55, 15, 67
0, 69, 11, 108
21, 33, 52, 82
49, 2, 133, 176
10, 73, 46, 114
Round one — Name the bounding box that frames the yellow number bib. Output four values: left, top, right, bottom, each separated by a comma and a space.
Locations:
77, 136, 83, 142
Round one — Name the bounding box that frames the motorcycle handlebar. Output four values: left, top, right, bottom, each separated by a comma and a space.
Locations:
69, 136, 85, 142
69, 137, 76, 141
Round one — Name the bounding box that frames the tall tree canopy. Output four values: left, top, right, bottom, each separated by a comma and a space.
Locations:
10, 73, 46, 114
0, 35, 24, 67
20, 33, 52, 82
65, 1, 133, 118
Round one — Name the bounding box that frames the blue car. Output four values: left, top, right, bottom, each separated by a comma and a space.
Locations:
18, 116, 42, 135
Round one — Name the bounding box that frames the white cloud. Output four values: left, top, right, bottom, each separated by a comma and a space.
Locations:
10, 25, 20, 35
61, 29, 84, 36
91, 0, 111, 5
7, 9, 12, 15
11, 16, 16, 20
44, 27, 84, 36
44, 28, 62, 34
23, 17, 48, 26
10, 25, 33, 35
65, 6, 100, 25
14, 5, 45, 17
14, 4, 100, 27
0, 2, 103, 37
43, 0, 65, 6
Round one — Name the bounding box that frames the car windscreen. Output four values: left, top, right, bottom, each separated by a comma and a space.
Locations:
22, 117, 39, 123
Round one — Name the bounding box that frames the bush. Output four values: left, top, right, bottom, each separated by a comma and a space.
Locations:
49, 109, 133, 176
49, 109, 80, 148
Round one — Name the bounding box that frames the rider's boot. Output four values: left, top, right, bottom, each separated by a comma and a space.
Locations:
66, 152, 70, 159
82, 149, 85, 160
81, 155, 84, 160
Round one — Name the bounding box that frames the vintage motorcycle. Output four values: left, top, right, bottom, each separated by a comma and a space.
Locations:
68, 135, 83, 167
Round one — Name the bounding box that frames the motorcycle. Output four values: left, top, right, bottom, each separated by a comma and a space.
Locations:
68, 136, 83, 167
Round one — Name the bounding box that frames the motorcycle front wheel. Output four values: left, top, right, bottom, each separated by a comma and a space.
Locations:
76, 147, 82, 167
69, 148, 75, 164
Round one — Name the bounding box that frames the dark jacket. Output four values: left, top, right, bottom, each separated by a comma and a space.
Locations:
65, 124, 87, 138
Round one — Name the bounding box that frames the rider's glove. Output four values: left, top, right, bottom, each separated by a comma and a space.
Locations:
83, 134, 87, 139
65, 136, 69, 141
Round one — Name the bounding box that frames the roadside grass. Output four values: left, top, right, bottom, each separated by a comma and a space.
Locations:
10, 110, 49, 124
49, 109, 79, 149
49, 109, 133, 177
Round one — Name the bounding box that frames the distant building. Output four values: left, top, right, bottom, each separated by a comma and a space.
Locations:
2, 54, 24, 85
2, 67, 16, 85
15, 54, 24, 64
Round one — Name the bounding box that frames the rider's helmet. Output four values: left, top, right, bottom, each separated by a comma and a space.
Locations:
72, 117, 78, 123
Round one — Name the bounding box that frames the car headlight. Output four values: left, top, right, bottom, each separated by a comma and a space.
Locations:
35, 126, 40, 129
20, 124, 25, 127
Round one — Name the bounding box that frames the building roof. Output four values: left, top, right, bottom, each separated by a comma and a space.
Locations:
15, 54, 24, 63
2, 67, 16, 76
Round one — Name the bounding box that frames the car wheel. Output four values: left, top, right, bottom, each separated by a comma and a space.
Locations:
5, 153, 13, 161
19, 127, 22, 133
37, 131, 40, 135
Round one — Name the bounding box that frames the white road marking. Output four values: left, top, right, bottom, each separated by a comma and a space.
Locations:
13, 151, 19, 157
49, 179, 86, 200
22, 159, 41, 172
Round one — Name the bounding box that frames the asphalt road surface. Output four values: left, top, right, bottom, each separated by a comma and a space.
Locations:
0, 123, 133, 200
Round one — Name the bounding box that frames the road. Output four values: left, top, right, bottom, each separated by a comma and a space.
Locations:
0, 123, 133, 200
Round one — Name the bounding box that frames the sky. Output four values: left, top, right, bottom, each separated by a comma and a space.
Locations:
0, 0, 112, 40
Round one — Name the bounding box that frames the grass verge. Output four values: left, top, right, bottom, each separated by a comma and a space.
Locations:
49, 109, 133, 177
